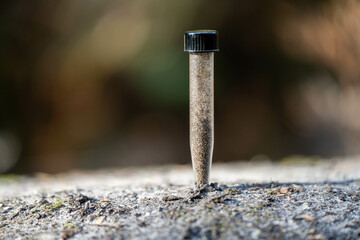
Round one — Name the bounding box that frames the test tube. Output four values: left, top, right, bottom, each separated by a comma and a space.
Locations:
184, 30, 219, 187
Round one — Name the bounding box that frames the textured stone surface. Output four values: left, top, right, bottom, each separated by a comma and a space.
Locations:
0, 156, 360, 239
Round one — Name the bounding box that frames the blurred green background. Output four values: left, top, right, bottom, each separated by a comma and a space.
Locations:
1, 0, 360, 173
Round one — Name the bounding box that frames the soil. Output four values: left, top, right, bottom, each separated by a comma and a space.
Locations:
189, 52, 214, 187
0, 156, 360, 239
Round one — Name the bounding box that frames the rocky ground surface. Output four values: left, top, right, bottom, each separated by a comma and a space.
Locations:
1, 156, 360, 239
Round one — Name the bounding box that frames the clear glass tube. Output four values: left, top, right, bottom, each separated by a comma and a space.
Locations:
189, 52, 214, 187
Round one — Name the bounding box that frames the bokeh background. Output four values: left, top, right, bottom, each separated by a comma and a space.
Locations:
1, 0, 360, 173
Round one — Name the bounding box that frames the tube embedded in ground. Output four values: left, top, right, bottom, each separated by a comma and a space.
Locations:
184, 30, 219, 187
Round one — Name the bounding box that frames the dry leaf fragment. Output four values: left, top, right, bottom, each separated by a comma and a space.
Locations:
248, 186, 264, 191
308, 229, 316, 234
302, 214, 315, 221
307, 234, 325, 240
95, 217, 105, 225
292, 184, 305, 192
280, 187, 289, 194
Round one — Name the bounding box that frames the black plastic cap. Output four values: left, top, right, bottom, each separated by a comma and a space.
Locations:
184, 30, 219, 53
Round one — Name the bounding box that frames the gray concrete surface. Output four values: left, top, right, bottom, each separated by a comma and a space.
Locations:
0, 156, 360, 239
